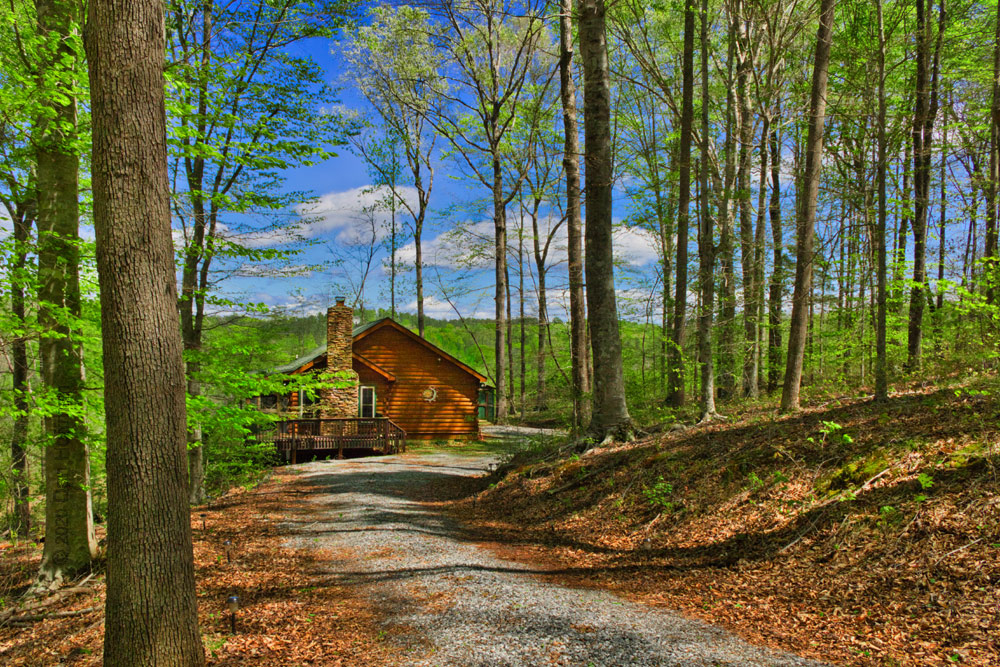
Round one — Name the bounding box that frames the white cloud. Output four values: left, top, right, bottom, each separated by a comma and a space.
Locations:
398, 220, 495, 270
403, 295, 492, 320
614, 226, 660, 266
397, 217, 659, 273
296, 185, 420, 244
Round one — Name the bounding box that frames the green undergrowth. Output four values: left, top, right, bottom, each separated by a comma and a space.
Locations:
406, 436, 534, 459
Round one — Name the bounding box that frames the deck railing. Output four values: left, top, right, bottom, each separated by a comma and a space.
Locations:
258, 417, 406, 461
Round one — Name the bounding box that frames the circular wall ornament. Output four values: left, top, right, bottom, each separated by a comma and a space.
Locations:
422, 387, 438, 402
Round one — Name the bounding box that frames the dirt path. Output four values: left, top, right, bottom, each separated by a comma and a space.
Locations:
285, 452, 830, 666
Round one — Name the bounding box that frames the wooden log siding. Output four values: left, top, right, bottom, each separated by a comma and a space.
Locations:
353, 324, 482, 439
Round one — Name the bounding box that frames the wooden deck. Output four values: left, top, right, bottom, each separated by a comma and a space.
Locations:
258, 417, 406, 462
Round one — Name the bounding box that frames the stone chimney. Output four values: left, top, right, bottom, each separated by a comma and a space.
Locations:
327, 297, 354, 373
321, 297, 359, 420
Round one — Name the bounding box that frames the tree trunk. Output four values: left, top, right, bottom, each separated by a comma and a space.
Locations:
493, 155, 509, 421
766, 120, 783, 393
561, 0, 590, 429
506, 265, 514, 410
579, 0, 632, 440
9, 199, 34, 537
875, 0, 889, 402
415, 209, 425, 337
532, 207, 548, 411
716, 15, 738, 402
934, 124, 947, 348
735, 0, 758, 399
178, 2, 212, 506
668, 0, 697, 408
35, 0, 97, 584
780, 0, 836, 412
906, 0, 944, 370
895, 141, 912, 313
85, 0, 206, 660
987, 8, 1000, 304
659, 141, 676, 397
754, 119, 769, 392
390, 194, 397, 319
518, 228, 526, 417
697, 0, 717, 421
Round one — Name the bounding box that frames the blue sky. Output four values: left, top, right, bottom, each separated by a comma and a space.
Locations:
212, 33, 664, 323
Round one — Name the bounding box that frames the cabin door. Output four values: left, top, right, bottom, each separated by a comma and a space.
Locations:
359, 385, 376, 418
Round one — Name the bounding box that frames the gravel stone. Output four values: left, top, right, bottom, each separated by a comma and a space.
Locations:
285, 452, 832, 667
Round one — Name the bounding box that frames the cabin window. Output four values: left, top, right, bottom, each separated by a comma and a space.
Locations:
359, 386, 376, 418
260, 394, 279, 410
300, 389, 320, 417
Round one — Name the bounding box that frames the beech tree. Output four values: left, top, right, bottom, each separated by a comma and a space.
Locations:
85, 0, 204, 661
560, 0, 591, 429
906, 0, 945, 371
696, 0, 717, 421
669, 0, 696, 407
35, 0, 96, 584
781, 0, 836, 412
580, 0, 632, 440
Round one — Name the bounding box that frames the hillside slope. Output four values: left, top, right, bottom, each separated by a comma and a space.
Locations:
461, 379, 999, 666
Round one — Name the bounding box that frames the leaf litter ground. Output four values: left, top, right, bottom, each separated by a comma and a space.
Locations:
0, 471, 391, 666
454, 380, 999, 667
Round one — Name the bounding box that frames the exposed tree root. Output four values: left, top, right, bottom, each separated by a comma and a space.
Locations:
2, 606, 98, 627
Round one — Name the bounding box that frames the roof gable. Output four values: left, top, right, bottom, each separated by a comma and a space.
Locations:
269, 318, 488, 384
353, 318, 489, 384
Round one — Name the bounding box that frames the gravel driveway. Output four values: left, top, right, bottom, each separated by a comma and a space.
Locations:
286, 452, 830, 667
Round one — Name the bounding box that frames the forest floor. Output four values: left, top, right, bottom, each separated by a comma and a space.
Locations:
0, 472, 391, 666
1, 374, 995, 666
462, 374, 999, 667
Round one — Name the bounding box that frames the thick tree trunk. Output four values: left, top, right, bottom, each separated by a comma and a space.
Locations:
35, 0, 96, 585
668, 0, 696, 408
780, 0, 836, 412
9, 201, 34, 537
560, 0, 590, 428
579, 0, 632, 440
85, 0, 205, 660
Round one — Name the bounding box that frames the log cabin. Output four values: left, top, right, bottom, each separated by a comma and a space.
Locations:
257, 298, 493, 460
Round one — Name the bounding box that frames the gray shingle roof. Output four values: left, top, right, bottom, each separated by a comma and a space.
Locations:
268, 318, 392, 374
